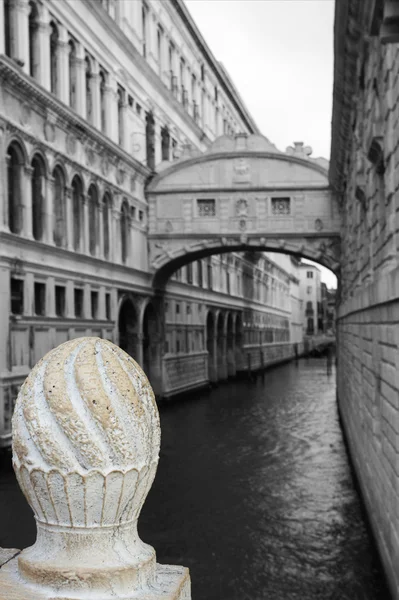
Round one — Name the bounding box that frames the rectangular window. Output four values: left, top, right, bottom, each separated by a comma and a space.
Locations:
139, 210, 143, 222
91, 291, 98, 319
176, 303, 180, 314
10, 278, 24, 315
34, 282, 46, 316
105, 293, 111, 320
226, 272, 231, 295
271, 197, 291, 215
197, 198, 216, 217
55, 285, 66, 317
307, 271, 313, 279
74, 288, 84, 318
186, 304, 191, 315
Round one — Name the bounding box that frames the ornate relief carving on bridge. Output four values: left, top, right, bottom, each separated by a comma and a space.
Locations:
146, 134, 342, 287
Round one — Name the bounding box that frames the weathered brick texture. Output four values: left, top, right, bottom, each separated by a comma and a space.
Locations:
333, 4, 399, 597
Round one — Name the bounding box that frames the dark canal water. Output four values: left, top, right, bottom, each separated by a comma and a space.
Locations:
0, 359, 390, 599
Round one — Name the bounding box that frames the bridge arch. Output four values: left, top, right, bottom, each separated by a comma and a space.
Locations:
146, 133, 341, 291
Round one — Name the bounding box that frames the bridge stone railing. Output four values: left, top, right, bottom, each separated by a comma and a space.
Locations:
0, 337, 191, 600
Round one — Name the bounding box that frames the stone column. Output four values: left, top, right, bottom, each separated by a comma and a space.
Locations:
36, 5, 51, 90
83, 283, 90, 319
118, 95, 128, 149
66, 280, 74, 318
75, 42, 86, 119
112, 207, 121, 264
57, 23, 70, 104
98, 285, 106, 320
0, 0, 5, 55
45, 175, 54, 245
105, 74, 118, 143
65, 186, 74, 252
46, 276, 55, 318
0, 126, 8, 233
10, 0, 29, 72
23, 166, 33, 240
91, 59, 101, 130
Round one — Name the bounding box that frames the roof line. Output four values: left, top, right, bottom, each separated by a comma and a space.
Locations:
173, 0, 261, 135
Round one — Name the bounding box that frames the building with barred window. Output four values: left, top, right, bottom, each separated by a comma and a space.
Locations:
0, 0, 306, 446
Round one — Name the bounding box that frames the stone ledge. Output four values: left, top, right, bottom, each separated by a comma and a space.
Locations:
0, 558, 190, 600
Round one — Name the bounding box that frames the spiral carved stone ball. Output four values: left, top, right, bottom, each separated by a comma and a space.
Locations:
12, 338, 161, 528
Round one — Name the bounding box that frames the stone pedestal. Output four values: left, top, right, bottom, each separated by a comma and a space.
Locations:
0, 338, 191, 600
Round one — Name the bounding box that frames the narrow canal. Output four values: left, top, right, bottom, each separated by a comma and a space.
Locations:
0, 358, 390, 599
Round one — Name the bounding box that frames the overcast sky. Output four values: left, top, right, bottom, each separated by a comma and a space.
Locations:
185, 0, 337, 288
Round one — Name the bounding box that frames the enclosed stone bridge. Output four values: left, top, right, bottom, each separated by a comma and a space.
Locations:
147, 134, 342, 289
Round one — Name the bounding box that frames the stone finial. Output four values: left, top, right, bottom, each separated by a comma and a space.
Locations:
286, 141, 313, 158
3, 338, 191, 599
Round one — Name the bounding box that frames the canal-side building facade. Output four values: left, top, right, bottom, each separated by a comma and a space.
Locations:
298, 263, 322, 335
331, 1, 399, 597
0, 0, 306, 445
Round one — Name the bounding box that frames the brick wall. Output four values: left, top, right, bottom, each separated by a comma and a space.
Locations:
335, 19, 399, 598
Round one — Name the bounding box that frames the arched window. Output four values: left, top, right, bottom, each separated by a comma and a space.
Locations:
50, 21, 59, 95
31, 155, 46, 241
85, 55, 93, 123
28, 2, 39, 79
103, 192, 111, 260
53, 166, 66, 247
99, 70, 106, 132
4, 0, 11, 57
7, 143, 24, 235
71, 175, 83, 251
120, 201, 130, 263
88, 184, 98, 256
69, 40, 77, 110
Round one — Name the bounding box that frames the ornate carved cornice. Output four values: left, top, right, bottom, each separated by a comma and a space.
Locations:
0, 55, 149, 179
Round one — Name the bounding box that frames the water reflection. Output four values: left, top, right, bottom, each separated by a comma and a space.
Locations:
0, 359, 390, 599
